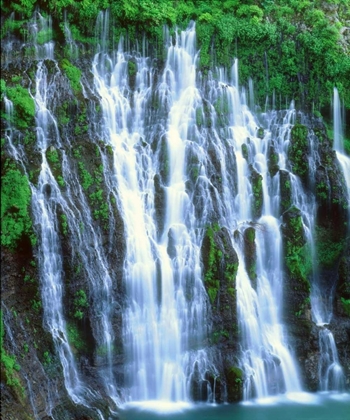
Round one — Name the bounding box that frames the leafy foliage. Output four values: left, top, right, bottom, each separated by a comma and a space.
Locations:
1, 166, 35, 249
72, 289, 89, 320
1, 1, 349, 109
4, 83, 35, 129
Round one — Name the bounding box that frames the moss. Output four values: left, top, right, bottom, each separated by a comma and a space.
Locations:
204, 224, 221, 304
268, 144, 279, 177
60, 214, 68, 236
243, 227, 257, 287
280, 170, 292, 214
5, 84, 35, 129
340, 298, 350, 317
0, 310, 25, 397
250, 166, 263, 219
60, 58, 82, 94
72, 290, 89, 320
283, 207, 311, 293
46, 147, 65, 187
66, 322, 85, 353
288, 124, 309, 180
226, 365, 243, 402
315, 226, 345, 269
1, 166, 35, 249
241, 143, 249, 160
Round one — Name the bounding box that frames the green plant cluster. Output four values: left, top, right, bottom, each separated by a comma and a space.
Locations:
60, 59, 82, 94
2, 80, 35, 130
1, 164, 36, 249
72, 145, 110, 226
66, 321, 85, 352
1, 1, 349, 110
46, 147, 65, 187
72, 289, 89, 320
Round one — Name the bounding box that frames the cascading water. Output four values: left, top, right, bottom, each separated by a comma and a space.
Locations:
92, 15, 211, 404
3, 11, 350, 418
334, 87, 350, 207
31, 60, 88, 405
213, 66, 302, 399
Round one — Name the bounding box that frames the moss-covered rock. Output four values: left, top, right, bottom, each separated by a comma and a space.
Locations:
225, 365, 243, 402
250, 166, 263, 219
288, 123, 309, 182
279, 169, 292, 214
201, 225, 239, 349
267, 143, 279, 177
243, 226, 257, 289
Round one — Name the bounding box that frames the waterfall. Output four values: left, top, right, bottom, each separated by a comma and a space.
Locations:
215, 70, 302, 399
334, 88, 350, 208
3, 13, 350, 418
31, 60, 88, 405
92, 16, 210, 403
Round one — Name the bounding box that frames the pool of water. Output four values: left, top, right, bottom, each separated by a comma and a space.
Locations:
119, 393, 350, 420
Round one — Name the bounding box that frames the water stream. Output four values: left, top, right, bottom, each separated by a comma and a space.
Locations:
1, 13, 349, 419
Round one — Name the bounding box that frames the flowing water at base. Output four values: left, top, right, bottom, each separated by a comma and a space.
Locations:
119, 393, 350, 420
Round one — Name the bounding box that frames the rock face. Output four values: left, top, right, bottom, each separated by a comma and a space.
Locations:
1, 24, 350, 420
200, 225, 241, 402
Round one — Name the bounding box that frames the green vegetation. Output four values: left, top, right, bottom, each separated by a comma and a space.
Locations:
244, 227, 257, 285
204, 223, 221, 304
250, 167, 263, 219
66, 321, 85, 352
283, 207, 312, 293
60, 214, 68, 236
72, 289, 89, 320
203, 224, 238, 304
315, 226, 345, 268
60, 59, 82, 94
1, 1, 349, 110
3, 82, 35, 129
78, 162, 93, 190
1, 165, 35, 249
0, 310, 25, 396
289, 124, 309, 180
340, 297, 350, 317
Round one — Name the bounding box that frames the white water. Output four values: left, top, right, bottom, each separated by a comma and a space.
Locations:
3, 14, 350, 418
93, 16, 210, 402
31, 60, 87, 405
313, 88, 349, 391
334, 87, 350, 209
216, 71, 302, 398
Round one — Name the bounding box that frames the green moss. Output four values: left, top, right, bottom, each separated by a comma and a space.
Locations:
66, 322, 85, 352
78, 162, 94, 190
72, 290, 89, 320
1, 166, 35, 249
340, 297, 350, 317
6, 84, 35, 129
204, 224, 221, 304
315, 226, 345, 268
60, 214, 68, 236
250, 168, 263, 219
0, 310, 25, 396
241, 143, 249, 160
60, 58, 82, 94
289, 124, 309, 180
283, 207, 311, 293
